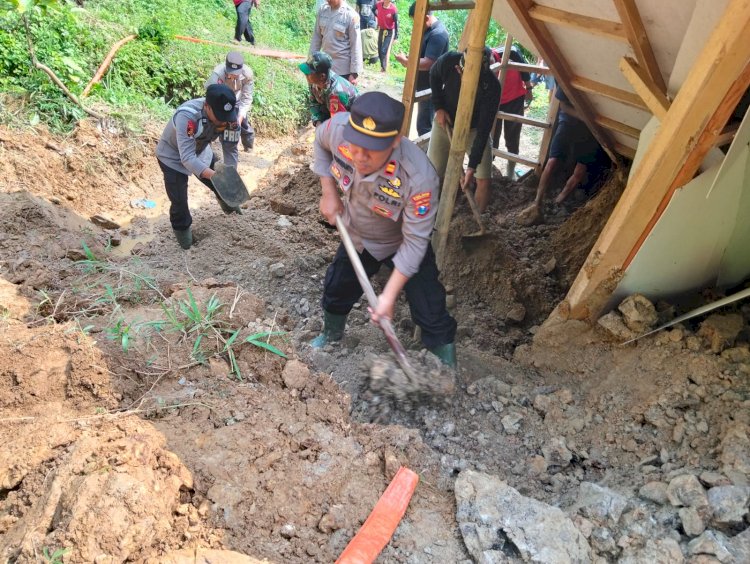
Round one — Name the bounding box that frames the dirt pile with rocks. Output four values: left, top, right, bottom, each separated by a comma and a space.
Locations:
1, 118, 749, 563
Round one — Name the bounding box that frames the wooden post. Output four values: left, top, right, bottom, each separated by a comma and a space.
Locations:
559, 0, 750, 322
432, 0, 494, 270
535, 89, 559, 175
494, 34, 514, 171
400, 0, 429, 137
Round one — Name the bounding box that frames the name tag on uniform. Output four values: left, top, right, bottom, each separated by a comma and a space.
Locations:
223, 129, 240, 143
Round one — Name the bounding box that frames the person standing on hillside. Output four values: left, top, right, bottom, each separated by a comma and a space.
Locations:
356, 0, 379, 65
205, 52, 255, 152
395, 4, 449, 135
427, 47, 501, 213
300, 51, 359, 126
232, 0, 258, 46
311, 0, 363, 85
374, 0, 398, 73
309, 91, 457, 367
491, 44, 534, 179
156, 84, 243, 250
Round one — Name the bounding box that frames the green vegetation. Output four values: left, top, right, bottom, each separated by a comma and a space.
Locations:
0, 0, 310, 133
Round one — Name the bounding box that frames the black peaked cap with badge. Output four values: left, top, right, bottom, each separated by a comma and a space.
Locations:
205, 83, 238, 123
343, 92, 405, 151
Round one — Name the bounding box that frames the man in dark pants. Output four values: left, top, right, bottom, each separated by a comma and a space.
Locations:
310, 92, 457, 367
233, 0, 257, 45
395, 3, 449, 135
156, 84, 242, 250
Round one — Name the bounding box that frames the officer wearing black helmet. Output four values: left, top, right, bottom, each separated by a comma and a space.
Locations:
310, 91, 457, 368
156, 84, 243, 250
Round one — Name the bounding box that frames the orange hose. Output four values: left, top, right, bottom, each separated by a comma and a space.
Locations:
81, 34, 137, 98
173, 35, 305, 60
336, 467, 419, 564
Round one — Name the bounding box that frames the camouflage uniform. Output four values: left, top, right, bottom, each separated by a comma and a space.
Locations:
308, 72, 359, 126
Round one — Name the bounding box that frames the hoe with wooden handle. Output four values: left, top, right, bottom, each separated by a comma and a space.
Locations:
334, 214, 422, 383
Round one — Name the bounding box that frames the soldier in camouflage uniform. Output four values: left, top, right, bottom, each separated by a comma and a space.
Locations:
205, 52, 255, 151
300, 51, 359, 127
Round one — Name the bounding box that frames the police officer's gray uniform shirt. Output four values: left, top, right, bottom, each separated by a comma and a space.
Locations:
156, 99, 239, 177
310, 3, 363, 77
313, 112, 439, 278
205, 64, 254, 118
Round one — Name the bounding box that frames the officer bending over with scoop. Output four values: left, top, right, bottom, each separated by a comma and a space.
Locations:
310, 91, 457, 368
156, 84, 242, 250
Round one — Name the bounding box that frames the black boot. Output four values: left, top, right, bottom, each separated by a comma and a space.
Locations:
173, 227, 193, 250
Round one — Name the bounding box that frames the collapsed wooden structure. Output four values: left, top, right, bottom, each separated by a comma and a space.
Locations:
401, 0, 750, 323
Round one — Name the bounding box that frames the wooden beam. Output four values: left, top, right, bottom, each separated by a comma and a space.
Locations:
595, 115, 641, 139
529, 4, 628, 43
715, 122, 740, 147
400, 0, 429, 136
619, 56, 670, 119
560, 0, 750, 322
613, 0, 667, 94
536, 92, 560, 174
491, 148, 540, 168
496, 111, 551, 129
429, 1, 476, 10
506, 0, 618, 162
571, 76, 648, 110
614, 142, 636, 160
507, 62, 550, 75
432, 0, 494, 270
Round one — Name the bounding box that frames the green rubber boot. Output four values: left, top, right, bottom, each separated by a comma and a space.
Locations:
173, 227, 193, 250
429, 343, 457, 369
310, 311, 347, 349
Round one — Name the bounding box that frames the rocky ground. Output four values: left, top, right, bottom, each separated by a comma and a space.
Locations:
0, 108, 749, 564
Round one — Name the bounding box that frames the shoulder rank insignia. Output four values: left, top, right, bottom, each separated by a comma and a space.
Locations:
330, 163, 341, 180
186, 119, 196, 137
337, 144, 353, 161
388, 176, 402, 188
384, 160, 397, 176
379, 185, 400, 199
411, 191, 432, 216
372, 205, 393, 218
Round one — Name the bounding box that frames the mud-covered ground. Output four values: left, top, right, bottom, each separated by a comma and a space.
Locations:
1, 113, 749, 564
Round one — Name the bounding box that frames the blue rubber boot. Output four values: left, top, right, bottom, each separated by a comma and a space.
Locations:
310, 311, 347, 349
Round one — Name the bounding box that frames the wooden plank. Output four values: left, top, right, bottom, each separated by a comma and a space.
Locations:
400, 0, 429, 136
507, 62, 550, 74
429, 1, 476, 10
595, 115, 640, 139
560, 0, 750, 322
496, 111, 551, 129
491, 148, 540, 168
415, 88, 431, 102
506, 0, 617, 162
536, 92, 560, 174
715, 122, 740, 147
613, 0, 667, 94
571, 75, 648, 110
528, 5, 628, 42
433, 0, 494, 270
619, 56, 670, 119
614, 142, 636, 160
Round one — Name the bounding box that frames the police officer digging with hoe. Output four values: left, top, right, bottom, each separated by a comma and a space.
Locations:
206, 51, 255, 152
156, 84, 243, 250
310, 91, 457, 368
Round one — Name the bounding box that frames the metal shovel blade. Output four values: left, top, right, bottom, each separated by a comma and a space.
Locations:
211, 162, 250, 208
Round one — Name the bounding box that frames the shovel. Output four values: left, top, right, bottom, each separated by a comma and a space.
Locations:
211, 162, 250, 208
334, 215, 422, 384
446, 125, 489, 239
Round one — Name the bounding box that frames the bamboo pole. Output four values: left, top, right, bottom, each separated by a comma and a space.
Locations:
400, 0, 429, 136
82, 34, 137, 98
432, 0, 494, 270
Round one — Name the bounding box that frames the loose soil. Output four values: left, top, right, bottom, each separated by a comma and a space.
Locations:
1, 87, 749, 563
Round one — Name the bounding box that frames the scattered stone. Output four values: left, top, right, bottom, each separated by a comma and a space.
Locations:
706, 485, 750, 526
639, 481, 669, 505
276, 216, 293, 228
506, 303, 526, 323
384, 448, 401, 481
679, 506, 706, 537
688, 530, 734, 562
697, 313, 744, 353
618, 294, 658, 333
455, 470, 591, 563
269, 262, 286, 278
699, 472, 732, 488
279, 523, 296, 539
542, 437, 573, 469
543, 258, 556, 274
618, 538, 684, 564
446, 294, 456, 309
686, 335, 702, 351
208, 357, 230, 380
719, 424, 750, 476
281, 359, 310, 390
269, 199, 298, 216
318, 504, 347, 533
574, 482, 628, 526
598, 311, 637, 341
501, 412, 523, 435
590, 527, 618, 556
90, 214, 120, 230
528, 455, 547, 476
720, 345, 750, 363
667, 474, 708, 508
